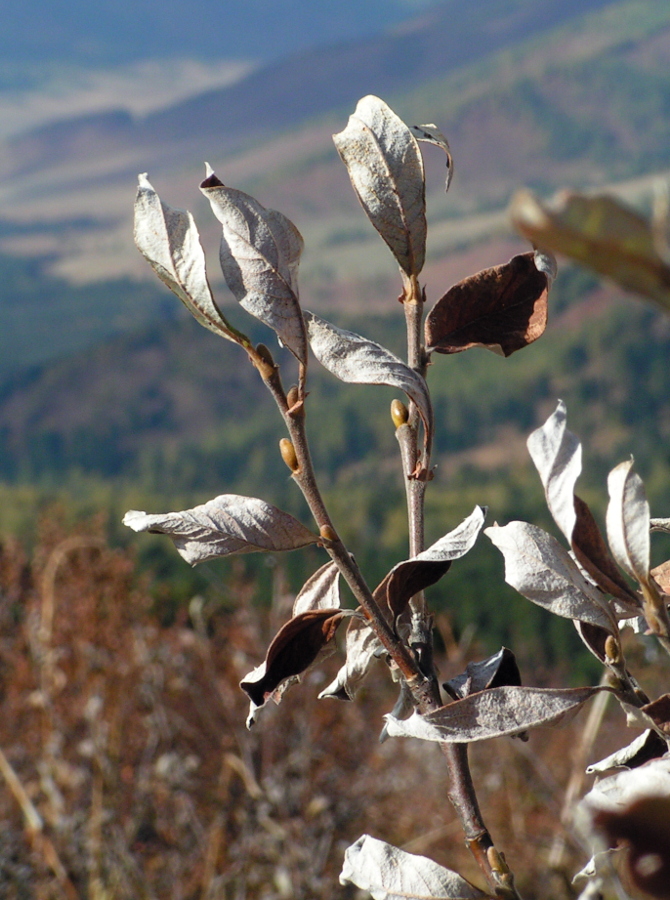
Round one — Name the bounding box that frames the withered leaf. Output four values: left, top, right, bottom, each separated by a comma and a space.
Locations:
444, 647, 521, 701
411, 124, 454, 193
334, 95, 426, 277
319, 612, 384, 701
573, 496, 641, 614
510, 189, 670, 314
581, 758, 670, 900
641, 695, 670, 737
293, 561, 341, 615
240, 608, 346, 707
587, 730, 668, 775
527, 404, 639, 613
574, 620, 611, 663
485, 521, 618, 632
652, 559, 670, 594
200, 168, 307, 363
340, 834, 489, 900
606, 459, 652, 589
425, 252, 552, 358
385, 685, 612, 743
377, 506, 486, 620
134, 174, 247, 344
123, 495, 319, 565
527, 400, 581, 543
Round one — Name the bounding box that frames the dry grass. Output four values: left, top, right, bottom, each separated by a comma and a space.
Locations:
0, 514, 659, 899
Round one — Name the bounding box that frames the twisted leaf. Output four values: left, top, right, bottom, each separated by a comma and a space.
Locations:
133, 174, 246, 343
123, 495, 318, 565
334, 95, 426, 276
445, 647, 521, 701
411, 124, 454, 193
240, 608, 346, 707
200, 168, 307, 362
377, 506, 486, 619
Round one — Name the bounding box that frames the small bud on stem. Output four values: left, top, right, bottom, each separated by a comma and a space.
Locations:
391, 399, 409, 428
279, 438, 299, 473
319, 524, 338, 543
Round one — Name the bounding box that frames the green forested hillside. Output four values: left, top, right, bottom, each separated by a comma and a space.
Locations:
1, 255, 669, 675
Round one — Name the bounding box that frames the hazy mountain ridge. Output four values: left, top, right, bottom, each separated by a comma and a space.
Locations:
1, 0, 668, 298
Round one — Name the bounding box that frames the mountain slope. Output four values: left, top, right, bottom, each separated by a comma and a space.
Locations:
1, 0, 667, 296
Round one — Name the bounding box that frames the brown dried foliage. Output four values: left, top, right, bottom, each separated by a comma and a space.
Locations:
0, 515, 652, 899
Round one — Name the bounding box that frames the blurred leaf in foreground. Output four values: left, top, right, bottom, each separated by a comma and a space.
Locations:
510, 189, 670, 313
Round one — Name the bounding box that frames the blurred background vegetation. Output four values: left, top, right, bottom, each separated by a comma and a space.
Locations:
1, 1, 670, 894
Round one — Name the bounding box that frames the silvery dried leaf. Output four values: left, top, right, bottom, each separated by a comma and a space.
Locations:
240, 608, 346, 708
379, 681, 414, 743
606, 459, 651, 587
652, 518, 670, 534
586, 730, 667, 774
293, 561, 341, 615
305, 311, 432, 463
123, 495, 319, 565
485, 521, 618, 632
340, 834, 489, 900
445, 647, 521, 701
318, 613, 383, 701
527, 401, 581, 543
200, 168, 307, 363
377, 506, 486, 619
134, 174, 246, 344
411, 124, 454, 193
334, 95, 426, 277
385, 685, 611, 743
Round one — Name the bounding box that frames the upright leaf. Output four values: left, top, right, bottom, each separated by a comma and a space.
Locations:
527, 400, 581, 543
527, 404, 638, 612
573, 496, 641, 615
486, 521, 618, 632
200, 168, 307, 363
240, 608, 346, 707
410, 124, 454, 193
340, 835, 489, 900
293, 561, 341, 615
606, 459, 651, 588
133, 174, 246, 344
385, 685, 612, 743
305, 311, 432, 465
123, 495, 318, 565
334, 95, 426, 277
510, 189, 670, 313
425, 252, 552, 357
